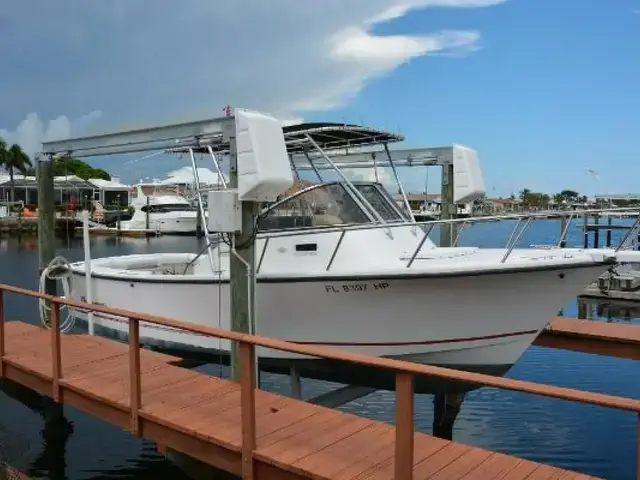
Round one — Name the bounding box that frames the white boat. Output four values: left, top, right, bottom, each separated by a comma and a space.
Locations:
40, 111, 640, 393
119, 186, 201, 234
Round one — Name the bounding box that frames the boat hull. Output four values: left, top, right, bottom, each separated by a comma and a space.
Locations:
68, 262, 606, 393
120, 214, 199, 234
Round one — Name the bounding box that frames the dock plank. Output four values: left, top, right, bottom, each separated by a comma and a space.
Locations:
536, 317, 640, 360
0, 321, 602, 480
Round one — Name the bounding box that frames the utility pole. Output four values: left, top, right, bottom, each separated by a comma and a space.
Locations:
225, 117, 258, 381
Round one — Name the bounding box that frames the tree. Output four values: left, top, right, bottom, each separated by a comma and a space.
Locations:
0, 142, 32, 202
25, 156, 111, 181
519, 188, 550, 208
52, 156, 111, 181
0, 137, 7, 188
559, 190, 579, 201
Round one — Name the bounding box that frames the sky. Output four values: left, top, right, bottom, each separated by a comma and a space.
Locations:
0, 0, 638, 198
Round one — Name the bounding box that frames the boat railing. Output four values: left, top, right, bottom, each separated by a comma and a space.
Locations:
1, 283, 639, 479
256, 207, 640, 272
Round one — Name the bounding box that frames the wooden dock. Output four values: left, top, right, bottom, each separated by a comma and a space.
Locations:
2, 285, 640, 479
88, 227, 158, 237
536, 317, 640, 360
578, 223, 633, 231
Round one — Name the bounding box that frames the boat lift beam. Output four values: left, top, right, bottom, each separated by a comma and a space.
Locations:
291, 146, 453, 171
41, 116, 234, 158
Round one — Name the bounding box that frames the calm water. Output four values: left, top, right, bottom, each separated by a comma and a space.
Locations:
0, 219, 639, 479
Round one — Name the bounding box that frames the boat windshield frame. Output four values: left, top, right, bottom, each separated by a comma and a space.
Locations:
258, 181, 408, 233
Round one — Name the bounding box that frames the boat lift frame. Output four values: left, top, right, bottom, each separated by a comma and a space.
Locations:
39, 112, 640, 406
39, 115, 441, 403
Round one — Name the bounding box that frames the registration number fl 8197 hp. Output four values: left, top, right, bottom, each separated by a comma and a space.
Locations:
324, 282, 390, 293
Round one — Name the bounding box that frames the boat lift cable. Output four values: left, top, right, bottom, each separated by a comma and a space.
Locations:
38, 256, 76, 334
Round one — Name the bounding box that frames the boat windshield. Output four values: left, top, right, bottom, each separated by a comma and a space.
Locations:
353, 183, 407, 222
258, 182, 405, 232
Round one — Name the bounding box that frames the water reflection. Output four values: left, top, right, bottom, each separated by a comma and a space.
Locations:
577, 297, 640, 324
0, 379, 72, 479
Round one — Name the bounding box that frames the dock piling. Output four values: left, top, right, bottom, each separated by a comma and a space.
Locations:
227, 125, 258, 382
289, 367, 302, 399
439, 162, 457, 247
36, 156, 56, 297
433, 392, 465, 440
116, 195, 122, 236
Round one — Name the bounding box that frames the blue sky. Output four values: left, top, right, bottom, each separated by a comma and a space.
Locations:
0, 0, 638, 198
307, 0, 640, 196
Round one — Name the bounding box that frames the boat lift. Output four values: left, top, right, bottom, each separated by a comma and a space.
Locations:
39, 112, 489, 406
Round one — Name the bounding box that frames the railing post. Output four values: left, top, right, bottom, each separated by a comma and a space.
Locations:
50, 300, 62, 402
0, 289, 4, 378
407, 224, 434, 268
395, 372, 414, 480
257, 237, 270, 274
502, 217, 533, 263
129, 318, 141, 436
326, 230, 346, 271
453, 221, 467, 247
239, 341, 256, 480
636, 413, 639, 480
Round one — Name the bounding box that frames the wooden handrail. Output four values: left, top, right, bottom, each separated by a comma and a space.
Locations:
1, 282, 638, 413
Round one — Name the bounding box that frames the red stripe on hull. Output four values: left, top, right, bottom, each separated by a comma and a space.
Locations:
290, 329, 539, 347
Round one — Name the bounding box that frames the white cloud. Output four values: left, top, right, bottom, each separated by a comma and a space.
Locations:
0, 0, 504, 173
366, 0, 506, 24
0, 111, 103, 158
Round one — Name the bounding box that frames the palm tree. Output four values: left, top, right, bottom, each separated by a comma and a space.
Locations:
0, 144, 32, 202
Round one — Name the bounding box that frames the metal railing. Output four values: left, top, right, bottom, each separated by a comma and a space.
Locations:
254, 207, 640, 272
0, 283, 639, 479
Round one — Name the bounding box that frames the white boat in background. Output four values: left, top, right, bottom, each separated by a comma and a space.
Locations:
119, 185, 201, 234
39, 110, 640, 394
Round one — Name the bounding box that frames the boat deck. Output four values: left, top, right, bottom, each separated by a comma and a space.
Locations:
1, 320, 599, 480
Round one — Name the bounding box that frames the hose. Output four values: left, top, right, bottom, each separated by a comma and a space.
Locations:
39, 256, 76, 334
